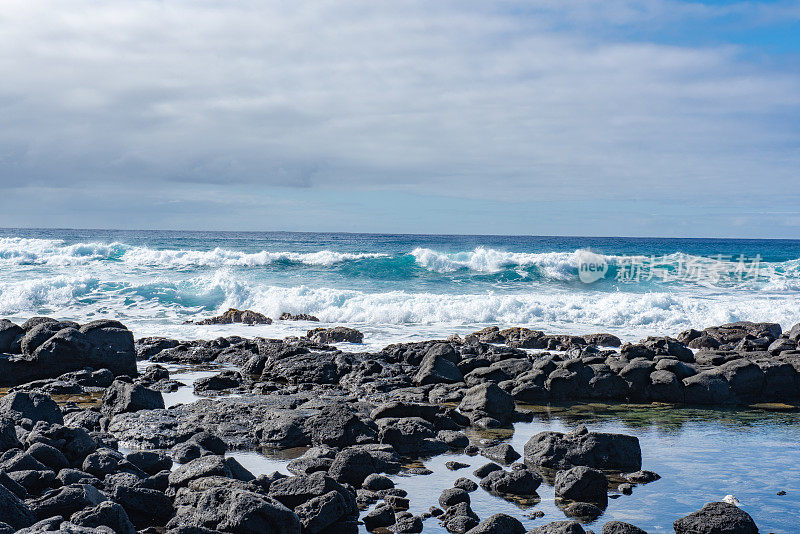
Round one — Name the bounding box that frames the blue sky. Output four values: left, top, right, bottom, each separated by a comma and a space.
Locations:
0, 0, 798, 237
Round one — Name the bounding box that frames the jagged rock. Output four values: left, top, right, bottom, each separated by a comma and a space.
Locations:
0, 483, 35, 529
304, 404, 376, 448
294, 490, 349, 533
307, 327, 363, 344
101, 380, 165, 416
0, 320, 23, 353
279, 313, 320, 322
193, 308, 272, 325
683, 372, 733, 405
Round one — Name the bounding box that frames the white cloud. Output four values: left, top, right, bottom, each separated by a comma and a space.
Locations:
0, 0, 798, 227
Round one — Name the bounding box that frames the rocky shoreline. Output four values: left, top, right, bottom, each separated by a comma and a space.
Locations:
1, 316, 797, 533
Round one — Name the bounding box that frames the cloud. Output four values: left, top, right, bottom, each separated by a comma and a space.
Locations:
0, 0, 798, 232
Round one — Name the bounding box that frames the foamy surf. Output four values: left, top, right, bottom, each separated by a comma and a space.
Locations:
1, 229, 798, 349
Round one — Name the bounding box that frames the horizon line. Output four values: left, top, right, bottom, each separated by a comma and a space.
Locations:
2, 226, 799, 242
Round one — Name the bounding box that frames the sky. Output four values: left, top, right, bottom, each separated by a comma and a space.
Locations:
0, 0, 799, 237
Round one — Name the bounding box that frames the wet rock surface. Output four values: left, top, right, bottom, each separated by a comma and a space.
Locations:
0, 317, 791, 532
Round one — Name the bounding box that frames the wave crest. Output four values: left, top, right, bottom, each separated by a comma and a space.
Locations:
0, 237, 387, 267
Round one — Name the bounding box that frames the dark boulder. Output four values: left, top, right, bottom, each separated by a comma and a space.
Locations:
716, 360, 764, 401
125, 450, 173, 475
464, 513, 525, 534
602, 521, 647, 534
0, 391, 63, 427
27, 442, 69, 472
439, 487, 470, 508
70, 501, 136, 534
29, 483, 107, 520
113, 485, 174, 527
327, 448, 382, 487
673, 501, 758, 534
279, 313, 320, 322
458, 383, 515, 423
268, 472, 356, 515
683, 373, 733, 405
169, 455, 254, 488
294, 490, 349, 533
193, 308, 272, 325
363, 503, 395, 530
377, 417, 439, 455
647, 370, 684, 403
0, 417, 22, 452
414, 352, 463, 386
167, 487, 300, 534
307, 327, 363, 344
479, 467, 541, 495
0, 483, 35, 529
0, 320, 23, 353
524, 426, 642, 471
101, 380, 165, 416
554, 466, 608, 506
479, 443, 520, 465
526, 520, 586, 533
304, 404, 376, 448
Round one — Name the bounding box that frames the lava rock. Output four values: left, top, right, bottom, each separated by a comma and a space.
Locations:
101, 380, 165, 417
602, 521, 647, 534
523, 426, 642, 471
70, 501, 136, 534
465, 513, 525, 534
307, 327, 363, 344
554, 466, 608, 506
673, 501, 758, 534
0, 391, 63, 426
479, 467, 542, 495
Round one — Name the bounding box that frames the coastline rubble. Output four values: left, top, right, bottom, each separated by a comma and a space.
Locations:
2, 316, 796, 532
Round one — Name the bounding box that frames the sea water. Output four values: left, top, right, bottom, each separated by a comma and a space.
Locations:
5, 228, 800, 532
1, 228, 799, 348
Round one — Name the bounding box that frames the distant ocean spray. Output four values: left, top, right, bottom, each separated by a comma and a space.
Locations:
1, 228, 799, 348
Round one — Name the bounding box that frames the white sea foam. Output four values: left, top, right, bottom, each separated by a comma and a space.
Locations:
0, 237, 386, 267
412, 247, 583, 279
0, 274, 99, 314
1, 238, 798, 349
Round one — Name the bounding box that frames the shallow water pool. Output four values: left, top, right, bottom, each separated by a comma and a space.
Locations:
234, 402, 800, 533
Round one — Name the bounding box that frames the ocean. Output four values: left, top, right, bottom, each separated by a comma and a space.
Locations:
1, 228, 799, 347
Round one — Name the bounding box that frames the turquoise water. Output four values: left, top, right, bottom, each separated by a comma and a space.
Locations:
1, 228, 799, 345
